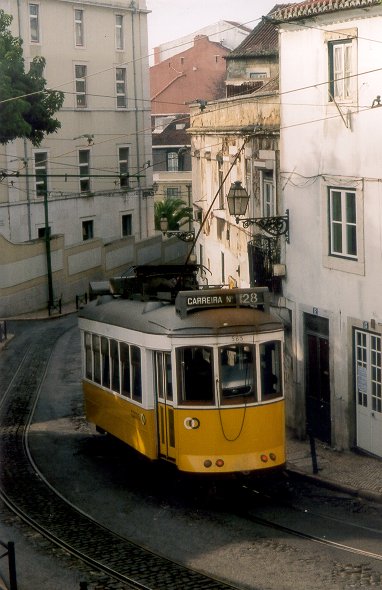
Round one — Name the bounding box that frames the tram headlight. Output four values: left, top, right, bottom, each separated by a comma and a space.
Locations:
269, 453, 276, 461
204, 460, 212, 468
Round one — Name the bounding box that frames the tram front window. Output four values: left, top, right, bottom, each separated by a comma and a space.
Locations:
177, 347, 214, 404
260, 341, 282, 400
219, 344, 257, 404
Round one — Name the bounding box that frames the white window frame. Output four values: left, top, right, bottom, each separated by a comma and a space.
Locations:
116, 68, 127, 108
328, 36, 357, 103
78, 149, 91, 193
115, 15, 124, 50
167, 151, 179, 172
74, 9, 84, 47
262, 170, 276, 217
322, 182, 364, 275
75, 64, 87, 108
328, 187, 357, 259
33, 151, 48, 197
355, 330, 382, 414
118, 146, 129, 188
29, 3, 40, 43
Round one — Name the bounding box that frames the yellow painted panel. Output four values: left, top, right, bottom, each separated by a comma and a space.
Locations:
83, 381, 158, 460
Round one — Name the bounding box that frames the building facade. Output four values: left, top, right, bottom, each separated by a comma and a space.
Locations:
0, 0, 153, 251
274, 0, 382, 457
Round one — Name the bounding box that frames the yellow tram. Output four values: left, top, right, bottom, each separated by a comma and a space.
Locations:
78, 265, 285, 475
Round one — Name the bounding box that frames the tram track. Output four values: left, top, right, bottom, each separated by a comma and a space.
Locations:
0, 319, 240, 590
2, 318, 382, 589
228, 482, 382, 564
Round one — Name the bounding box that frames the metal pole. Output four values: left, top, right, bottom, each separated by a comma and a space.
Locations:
43, 192, 54, 308
308, 428, 319, 474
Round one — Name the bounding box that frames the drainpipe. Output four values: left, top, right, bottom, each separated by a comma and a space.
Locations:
17, 0, 32, 239
130, 2, 142, 239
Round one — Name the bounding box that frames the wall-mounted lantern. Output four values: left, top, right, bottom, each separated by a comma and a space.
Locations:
160, 217, 195, 242
226, 181, 289, 243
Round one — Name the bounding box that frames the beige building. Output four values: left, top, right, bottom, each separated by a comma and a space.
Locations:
0, 0, 153, 248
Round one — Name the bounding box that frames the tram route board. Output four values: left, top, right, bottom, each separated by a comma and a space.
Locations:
176, 287, 270, 318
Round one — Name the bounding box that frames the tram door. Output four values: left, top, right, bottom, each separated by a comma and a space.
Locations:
304, 314, 331, 444
154, 352, 176, 462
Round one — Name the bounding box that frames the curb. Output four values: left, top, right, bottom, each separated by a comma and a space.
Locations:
286, 466, 382, 505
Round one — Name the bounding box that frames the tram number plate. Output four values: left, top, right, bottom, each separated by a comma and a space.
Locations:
176, 287, 269, 317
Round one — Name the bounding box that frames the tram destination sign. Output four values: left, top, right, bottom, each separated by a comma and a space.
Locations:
175, 287, 269, 318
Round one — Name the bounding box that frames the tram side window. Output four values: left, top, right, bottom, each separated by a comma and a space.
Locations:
120, 343, 131, 397
131, 345, 142, 402
92, 335, 101, 384
219, 344, 257, 404
177, 346, 214, 404
101, 337, 110, 388
85, 332, 93, 379
260, 341, 282, 401
110, 339, 120, 393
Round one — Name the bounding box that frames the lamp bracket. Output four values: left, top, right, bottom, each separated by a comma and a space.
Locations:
237, 210, 289, 243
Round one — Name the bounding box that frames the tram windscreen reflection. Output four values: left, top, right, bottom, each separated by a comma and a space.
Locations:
219, 344, 257, 403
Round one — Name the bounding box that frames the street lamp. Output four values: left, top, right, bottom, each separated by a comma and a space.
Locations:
160, 216, 195, 242
226, 181, 290, 242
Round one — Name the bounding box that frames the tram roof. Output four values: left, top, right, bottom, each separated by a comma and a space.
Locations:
78, 296, 283, 336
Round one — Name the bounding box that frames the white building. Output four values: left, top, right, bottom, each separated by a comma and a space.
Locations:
274, 0, 382, 456
0, 0, 153, 247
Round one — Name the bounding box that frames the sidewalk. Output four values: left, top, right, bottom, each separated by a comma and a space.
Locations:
286, 431, 382, 504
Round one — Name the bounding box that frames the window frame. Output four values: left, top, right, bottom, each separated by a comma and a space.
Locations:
322, 182, 364, 275
116, 67, 127, 109
262, 170, 276, 217
118, 146, 129, 187
328, 187, 357, 260
74, 8, 85, 47
75, 64, 87, 108
115, 14, 124, 50
33, 151, 48, 197
82, 219, 94, 241
167, 151, 179, 172
29, 3, 40, 44
121, 213, 132, 237
78, 149, 91, 193
327, 34, 357, 104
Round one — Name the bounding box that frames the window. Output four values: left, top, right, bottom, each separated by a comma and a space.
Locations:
29, 4, 40, 43
329, 188, 357, 258
177, 347, 214, 404
167, 151, 179, 172
154, 352, 173, 402
82, 219, 94, 240
116, 68, 127, 108
355, 331, 382, 413
119, 147, 129, 188
120, 343, 142, 402
79, 149, 90, 192
74, 9, 84, 47
110, 340, 120, 393
166, 187, 179, 198
262, 170, 275, 217
328, 40, 353, 101
115, 15, 124, 50
121, 214, 132, 236
75, 65, 87, 107
260, 341, 282, 401
219, 344, 257, 405
34, 152, 48, 197
38, 226, 50, 239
